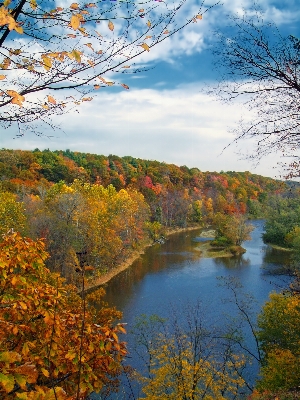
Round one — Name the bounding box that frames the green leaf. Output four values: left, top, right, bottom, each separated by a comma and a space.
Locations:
0, 372, 15, 393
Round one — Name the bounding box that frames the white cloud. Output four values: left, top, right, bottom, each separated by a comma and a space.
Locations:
2, 83, 282, 178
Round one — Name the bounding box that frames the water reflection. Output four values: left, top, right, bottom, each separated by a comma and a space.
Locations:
97, 220, 293, 398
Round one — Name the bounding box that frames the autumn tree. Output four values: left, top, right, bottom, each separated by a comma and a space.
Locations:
131, 305, 247, 400
0, 0, 213, 136
213, 212, 253, 248
0, 231, 127, 399
212, 10, 300, 177
254, 292, 300, 395
0, 191, 27, 235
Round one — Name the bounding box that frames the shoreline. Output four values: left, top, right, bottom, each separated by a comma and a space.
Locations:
85, 225, 202, 291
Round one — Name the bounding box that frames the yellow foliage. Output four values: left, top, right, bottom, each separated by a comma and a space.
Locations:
0, 232, 127, 398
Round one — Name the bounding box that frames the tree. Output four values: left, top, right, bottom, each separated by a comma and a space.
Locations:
213, 212, 253, 248
0, 191, 27, 235
131, 305, 247, 400
212, 10, 300, 177
255, 292, 300, 394
0, 0, 214, 136
0, 231, 127, 399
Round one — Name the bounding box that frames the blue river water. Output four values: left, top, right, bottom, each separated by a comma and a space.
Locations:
98, 220, 291, 399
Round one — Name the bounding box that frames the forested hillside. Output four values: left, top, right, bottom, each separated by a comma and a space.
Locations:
0, 148, 286, 282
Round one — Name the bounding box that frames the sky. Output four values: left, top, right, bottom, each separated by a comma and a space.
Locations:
1, 0, 300, 179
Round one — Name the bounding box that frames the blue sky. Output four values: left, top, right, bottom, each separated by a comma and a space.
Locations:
1, 0, 300, 179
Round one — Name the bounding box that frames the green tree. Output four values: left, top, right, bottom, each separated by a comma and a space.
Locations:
256, 292, 300, 393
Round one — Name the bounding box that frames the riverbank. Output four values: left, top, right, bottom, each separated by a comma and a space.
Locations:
85, 225, 202, 291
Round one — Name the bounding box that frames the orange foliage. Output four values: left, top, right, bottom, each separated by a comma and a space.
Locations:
0, 232, 127, 399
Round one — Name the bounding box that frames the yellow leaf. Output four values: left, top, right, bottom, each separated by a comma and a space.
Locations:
70, 14, 81, 30
98, 76, 106, 83
4, 0, 11, 6
41, 368, 50, 378
19, 301, 27, 310
68, 50, 82, 62
30, 0, 37, 10
14, 25, 23, 34
95, 31, 102, 37
82, 97, 92, 101
41, 55, 52, 71
0, 351, 21, 363
78, 27, 87, 36
140, 43, 150, 52
108, 21, 114, 31
70, 2, 79, 9
14, 373, 27, 390
22, 342, 30, 356
0, 75, 6, 80
147, 20, 151, 28
0, 373, 15, 393
86, 3, 96, 7
106, 81, 114, 86
87, 60, 95, 67
121, 83, 129, 90
42, 104, 49, 110
196, 14, 203, 20
47, 95, 56, 105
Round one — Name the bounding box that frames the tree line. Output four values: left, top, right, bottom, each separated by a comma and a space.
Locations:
0, 148, 286, 282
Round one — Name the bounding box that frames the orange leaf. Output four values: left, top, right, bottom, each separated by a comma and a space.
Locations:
94, 84, 100, 89
121, 83, 129, 90
70, 14, 81, 30
122, 65, 130, 68
147, 20, 151, 28
196, 14, 203, 20
70, 2, 79, 9
140, 43, 150, 52
108, 21, 114, 31
47, 95, 56, 105
82, 97, 92, 101
0, 75, 6, 80
67, 34, 77, 38
7, 90, 25, 106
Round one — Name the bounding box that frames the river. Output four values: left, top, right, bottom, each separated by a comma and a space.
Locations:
98, 220, 292, 399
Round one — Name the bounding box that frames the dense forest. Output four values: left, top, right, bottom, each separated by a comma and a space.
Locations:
1, 148, 300, 399
0, 148, 287, 280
